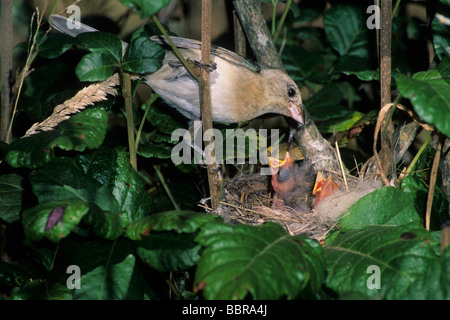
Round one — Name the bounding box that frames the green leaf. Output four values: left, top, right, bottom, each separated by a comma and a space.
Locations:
22, 200, 90, 242
22, 197, 124, 242
294, 0, 325, 22
126, 211, 218, 240
29, 157, 120, 213
344, 69, 380, 81
39, 33, 75, 59
127, 211, 217, 272
324, 224, 449, 299
401, 150, 449, 231
432, 14, 450, 60
0, 173, 24, 224
75, 52, 119, 82
316, 110, 365, 133
74, 31, 123, 80
73, 254, 137, 299
76, 31, 122, 61
304, 83, 348, 121
21, 62, 70, 119
76, 148, 153, 223
137, 142, 173, 159
59, 239, 152, 300
334, 55, 373, 74
5, 107, 108, 169
135, 232, 202, 272
397, 59, 450, 137
119, 0, 171, 18
122, 37, 164, 74
82, 205, 125, 240
0, 260, 31, 288
130, 22, 166, 41
146, 103, 188, 135
194, 222, 325, 300
282, 45, 327, 83
338, 187, 421, 229
323, 4, 369, 57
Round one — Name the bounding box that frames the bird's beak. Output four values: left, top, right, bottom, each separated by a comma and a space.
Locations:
313, 171, 340, 206
288, 102, 304, 125
269, 151, 294, 174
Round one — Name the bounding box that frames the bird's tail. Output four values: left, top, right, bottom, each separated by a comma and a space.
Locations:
49, 14, 128, 51
49, 14, 98, 37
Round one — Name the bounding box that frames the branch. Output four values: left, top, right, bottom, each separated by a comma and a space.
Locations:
120, 71, 137, 171
1, 0, 13, 143
232, 0, 284, 70
233, 0, 340, 173
378, 0, 395, 185
200, 0, 221, 210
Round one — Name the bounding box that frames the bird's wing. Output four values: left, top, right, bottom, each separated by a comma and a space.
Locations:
150, 36, 260, 73
49, 15, 260, 72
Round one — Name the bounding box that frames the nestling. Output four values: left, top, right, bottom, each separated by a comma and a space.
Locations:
49, 14, 304, 125
269, 151, 315, 211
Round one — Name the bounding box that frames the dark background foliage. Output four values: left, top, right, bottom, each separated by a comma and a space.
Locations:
0, 0, 449, 300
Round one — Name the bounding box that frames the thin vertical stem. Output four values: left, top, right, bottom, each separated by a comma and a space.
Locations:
379, 0, 394, 183
199, 0, 220, 210
154, 164, 181, 211
121, 71, 137, 171
273, 0, 292, 42
426, 137, 442, 231
1, 0, 13, 143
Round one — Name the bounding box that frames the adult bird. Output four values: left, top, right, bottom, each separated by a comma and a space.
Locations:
49, 14, 304, 126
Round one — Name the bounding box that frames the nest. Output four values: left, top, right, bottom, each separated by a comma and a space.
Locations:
207, 165, 383, 243
209, 168, 329, 242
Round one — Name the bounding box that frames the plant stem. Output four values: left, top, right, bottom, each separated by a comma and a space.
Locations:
1, 0, 13, 143
165, 276, 184, 300
152, 15, 199, 81
392, 0, 402, 18
273, 0, 292, 42
120, 71, 137, 171
379, 0, 394, 183
405, 131, 432, 176
6, 7, 50, 142
135, 94, 156, 153
200, 0, 221, 210
426, 136, 442, 231
153, 164, 181, 211
271, 1, 277, 35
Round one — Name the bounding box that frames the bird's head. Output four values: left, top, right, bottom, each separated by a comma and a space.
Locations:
269, 151, 296, 194
260, 70, 304, 126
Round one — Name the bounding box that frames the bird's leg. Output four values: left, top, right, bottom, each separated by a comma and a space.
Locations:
169, 59, 217, 78
191, 59, 217, 72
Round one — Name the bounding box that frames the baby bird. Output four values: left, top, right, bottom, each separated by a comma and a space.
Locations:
312, 171, 340, 206
49, 15, 304, 125
269, 151, 315, 211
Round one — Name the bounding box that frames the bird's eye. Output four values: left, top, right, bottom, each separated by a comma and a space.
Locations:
288, 87, 296, 98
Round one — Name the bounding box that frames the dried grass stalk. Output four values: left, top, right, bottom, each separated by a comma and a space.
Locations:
24, 73, 124, 137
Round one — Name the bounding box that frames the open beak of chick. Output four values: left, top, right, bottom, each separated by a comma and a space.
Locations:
269, 151, 297, 209
269, 151, 294, 178
312, 171, 340, 206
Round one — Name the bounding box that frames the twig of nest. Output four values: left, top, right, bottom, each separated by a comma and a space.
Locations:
206, 163, 382, 242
